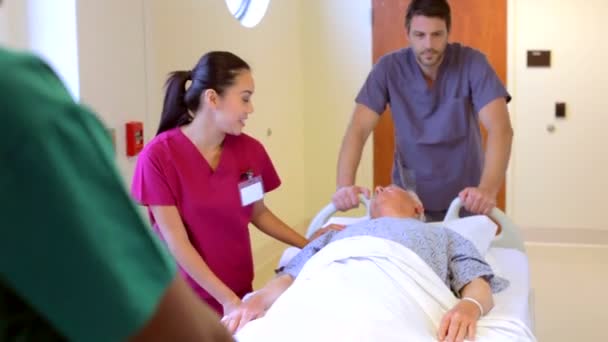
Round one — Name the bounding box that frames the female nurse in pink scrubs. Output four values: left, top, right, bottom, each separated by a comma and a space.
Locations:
131, 51, 314, 317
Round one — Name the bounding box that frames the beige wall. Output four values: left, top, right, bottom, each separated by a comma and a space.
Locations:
76, 0, 149, 186
142, 1, 373, 287
0, 0, 28, 49
2, 0, 373, 287
143, 0, 310, 287
508, 0, 608, 236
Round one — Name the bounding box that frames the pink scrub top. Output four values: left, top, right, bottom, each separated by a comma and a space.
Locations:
131, 128, 280, 314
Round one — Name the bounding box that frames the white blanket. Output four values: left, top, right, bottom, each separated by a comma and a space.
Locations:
236, 236, 536, 342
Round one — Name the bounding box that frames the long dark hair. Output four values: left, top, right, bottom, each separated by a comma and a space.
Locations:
156, 51, 250, 135
405, 0, 451, 32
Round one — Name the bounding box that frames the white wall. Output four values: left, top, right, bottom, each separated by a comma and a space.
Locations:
27, 0, 79, 99
509, 0, 608, 237
0, 1, 79, 98
301, 0, 373, 218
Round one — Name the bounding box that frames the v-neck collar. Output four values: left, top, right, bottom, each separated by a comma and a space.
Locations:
408, 44, 451, 94
176, 127, 230, 175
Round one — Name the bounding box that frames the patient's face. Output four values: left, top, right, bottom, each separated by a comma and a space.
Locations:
370, 185, 421, 218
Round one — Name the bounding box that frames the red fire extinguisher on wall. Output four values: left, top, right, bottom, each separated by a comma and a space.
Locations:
125, 121, 144, 157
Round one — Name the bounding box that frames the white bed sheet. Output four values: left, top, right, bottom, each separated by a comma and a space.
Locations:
485, 247, 532, 329
307, 216, 532, 329
244, 238, 535, 341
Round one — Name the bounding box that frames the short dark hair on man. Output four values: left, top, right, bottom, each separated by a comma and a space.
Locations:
405, 0, 452, 32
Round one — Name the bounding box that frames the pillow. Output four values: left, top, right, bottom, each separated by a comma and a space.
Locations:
430, 215, 498, 255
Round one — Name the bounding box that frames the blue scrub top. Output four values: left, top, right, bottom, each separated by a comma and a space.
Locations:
356, 43, 511, 211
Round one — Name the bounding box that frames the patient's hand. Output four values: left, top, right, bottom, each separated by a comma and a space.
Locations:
309, 224, 345, 241
437, 300, 482, 342
221, 295, 267, 334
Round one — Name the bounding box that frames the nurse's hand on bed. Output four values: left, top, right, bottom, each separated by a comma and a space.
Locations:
459, 187, 496, 215
222, 298, 242, 317
332, 185, 371, 211
309, 224, 346, 241
437, 299, 481, 342
221, 296, 267, 335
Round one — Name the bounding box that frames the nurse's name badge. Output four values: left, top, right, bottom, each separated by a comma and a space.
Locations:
238, 170, 264, 206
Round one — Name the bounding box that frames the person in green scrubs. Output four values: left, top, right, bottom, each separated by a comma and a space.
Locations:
0, 36, 234, 342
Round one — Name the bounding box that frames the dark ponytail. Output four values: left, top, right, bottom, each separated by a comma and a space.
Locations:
156, 51, 250, 135
157, 71, 192, 135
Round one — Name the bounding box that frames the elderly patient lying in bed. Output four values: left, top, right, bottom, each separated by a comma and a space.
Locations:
224, 185, 510, 342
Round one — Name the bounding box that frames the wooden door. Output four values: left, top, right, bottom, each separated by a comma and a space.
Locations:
371, 0, 507, 210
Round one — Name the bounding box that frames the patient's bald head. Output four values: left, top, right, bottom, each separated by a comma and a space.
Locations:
370, 185, 425, 220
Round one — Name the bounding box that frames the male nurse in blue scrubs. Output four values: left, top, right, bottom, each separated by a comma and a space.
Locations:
332, 0, 513, 222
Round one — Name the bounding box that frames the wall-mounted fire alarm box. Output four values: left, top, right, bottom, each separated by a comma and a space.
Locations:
126, 121, 144, 156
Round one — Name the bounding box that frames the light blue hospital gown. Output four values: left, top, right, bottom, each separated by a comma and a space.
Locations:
281, 217, 509, 295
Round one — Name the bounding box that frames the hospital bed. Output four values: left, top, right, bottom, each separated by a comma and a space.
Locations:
238, 198, 536, 341
303, 196, 535, 332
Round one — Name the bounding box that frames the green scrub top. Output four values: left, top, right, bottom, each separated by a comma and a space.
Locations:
0, 47, 176, 341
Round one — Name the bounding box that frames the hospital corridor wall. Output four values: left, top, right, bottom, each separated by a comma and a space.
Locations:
0, 0, 374, 289
508, 0, 608, 241
3, 0, 607, 319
